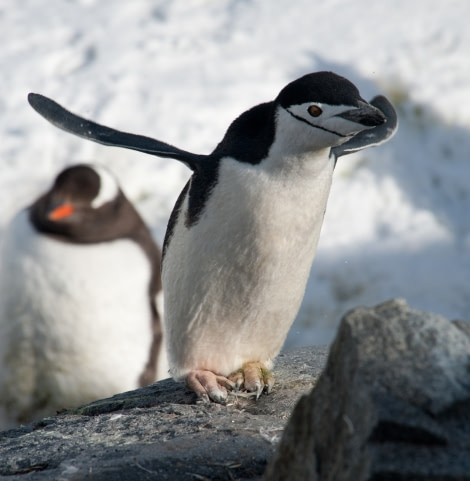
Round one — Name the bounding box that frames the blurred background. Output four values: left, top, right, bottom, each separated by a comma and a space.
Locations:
1, 0, 469, 347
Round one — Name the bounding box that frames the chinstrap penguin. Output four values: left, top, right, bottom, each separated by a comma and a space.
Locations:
0, 164, 167, 428
28, 71, 398, 403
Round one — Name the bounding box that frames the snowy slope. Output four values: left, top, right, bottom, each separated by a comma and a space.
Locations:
1, 0, 469, 347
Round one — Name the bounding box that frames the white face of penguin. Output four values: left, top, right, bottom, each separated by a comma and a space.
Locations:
90, 165, 120, 209
273, 100, 384, 156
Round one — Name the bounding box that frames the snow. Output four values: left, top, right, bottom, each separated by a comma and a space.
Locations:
1, 0, 469, 347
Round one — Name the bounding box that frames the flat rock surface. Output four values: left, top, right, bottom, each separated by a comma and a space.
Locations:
0, 346, 328, 480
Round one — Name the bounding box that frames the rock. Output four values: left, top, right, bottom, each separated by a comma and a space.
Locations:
264, 299, 470, 481
0, 346, 328, 480
3, 299, 469, 480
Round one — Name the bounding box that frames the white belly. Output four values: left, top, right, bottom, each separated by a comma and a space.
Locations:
0, 210, 154, 428
163, 154, 334, 379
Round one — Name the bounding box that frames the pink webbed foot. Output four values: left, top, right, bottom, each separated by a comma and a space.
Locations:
186, 369, 235, 404
228, 361, 274, 399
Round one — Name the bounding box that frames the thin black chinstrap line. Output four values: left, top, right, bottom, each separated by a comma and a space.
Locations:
284, 108, 348, 138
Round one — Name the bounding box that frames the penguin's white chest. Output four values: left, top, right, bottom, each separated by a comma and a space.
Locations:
163, 153, 334, 378
0, 210, 153, 427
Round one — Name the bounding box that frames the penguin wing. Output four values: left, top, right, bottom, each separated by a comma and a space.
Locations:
331, 95, 398, 159
28, 93, 206, 171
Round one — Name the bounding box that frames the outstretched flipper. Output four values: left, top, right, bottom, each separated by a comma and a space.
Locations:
331, 95, 398, 160
28, 93, 206, 171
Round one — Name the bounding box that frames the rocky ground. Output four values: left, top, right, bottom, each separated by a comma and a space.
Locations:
0, 346, 328, 480
1, 298, 469, 480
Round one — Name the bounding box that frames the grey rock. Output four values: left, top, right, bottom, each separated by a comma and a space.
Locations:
0, 346, 328, 480
264, 298, 470, 481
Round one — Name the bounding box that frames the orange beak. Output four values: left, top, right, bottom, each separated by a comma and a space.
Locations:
48, 203, 74, 221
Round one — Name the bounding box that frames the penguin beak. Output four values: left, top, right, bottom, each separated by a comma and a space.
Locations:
48, 203, 75, 221
336, 101, 386, 127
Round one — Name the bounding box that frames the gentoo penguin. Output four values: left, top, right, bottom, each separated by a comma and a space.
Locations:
0, 164, 167, 428
28, 71, 398, 403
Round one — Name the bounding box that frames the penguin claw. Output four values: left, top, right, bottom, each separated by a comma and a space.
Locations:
228, 370, 245, 391
186, 370, 234, 404
196, 393, 211, 405
255, 383, 263, 400
228, 362, 274, 400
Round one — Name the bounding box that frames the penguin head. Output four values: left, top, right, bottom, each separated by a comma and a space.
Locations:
29, 164, 139, 243
274, 71, 386, 154
45, 163, 118, 219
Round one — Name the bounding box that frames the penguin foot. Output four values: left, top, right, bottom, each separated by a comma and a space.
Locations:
186, 370, 235, 404
228, 362, 274, 399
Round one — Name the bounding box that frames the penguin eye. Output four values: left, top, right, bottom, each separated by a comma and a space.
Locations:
308, 105, 322, 117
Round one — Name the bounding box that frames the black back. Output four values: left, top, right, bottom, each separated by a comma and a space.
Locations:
212, 102, 276, 165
